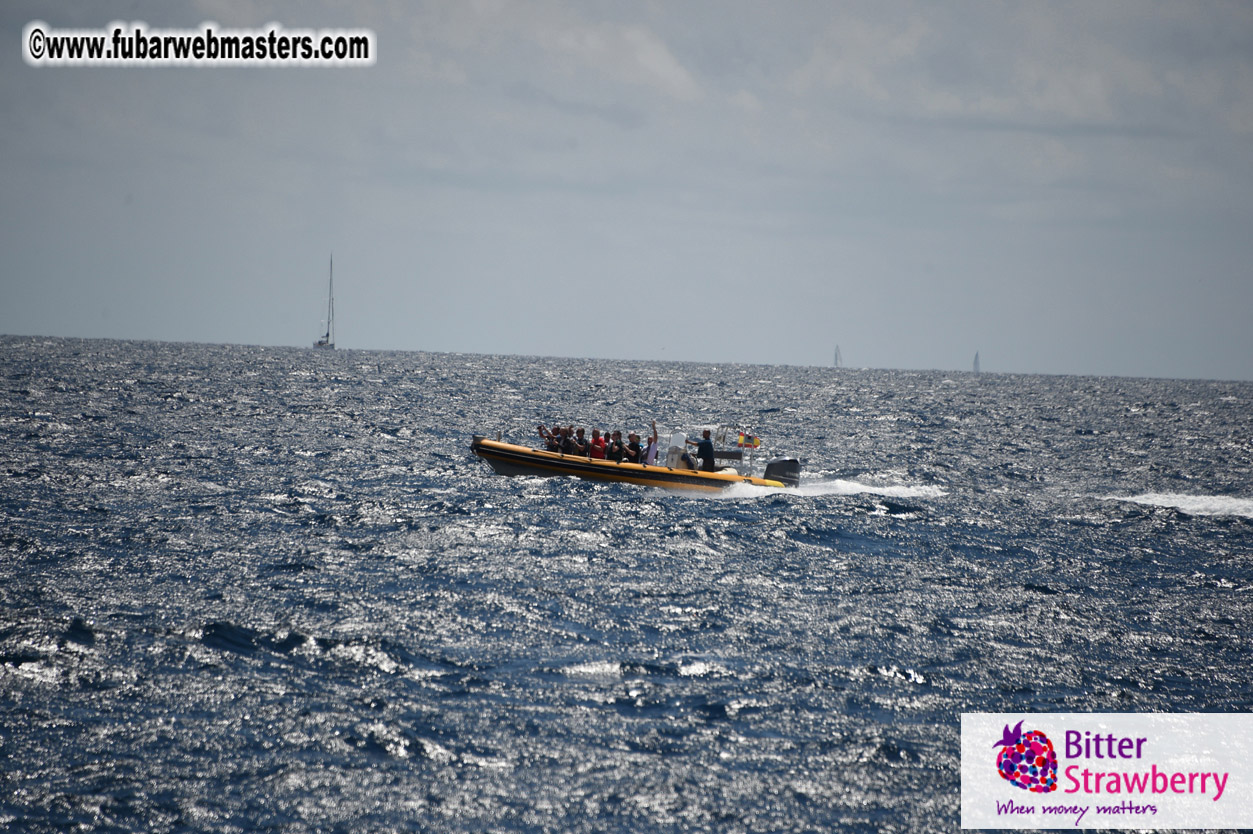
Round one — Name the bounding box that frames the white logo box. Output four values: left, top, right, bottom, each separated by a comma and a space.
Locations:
961, 713, 1252, 829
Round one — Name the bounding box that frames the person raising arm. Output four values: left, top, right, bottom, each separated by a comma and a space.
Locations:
641, 421, 660, 466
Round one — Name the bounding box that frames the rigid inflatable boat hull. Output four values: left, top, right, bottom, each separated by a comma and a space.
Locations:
471, 437, 794, 492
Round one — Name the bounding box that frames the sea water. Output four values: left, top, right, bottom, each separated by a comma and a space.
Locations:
1, 336, 1250, 832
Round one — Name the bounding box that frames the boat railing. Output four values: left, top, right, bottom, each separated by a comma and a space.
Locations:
714, 425, 758, 475
509, 424, 769, 476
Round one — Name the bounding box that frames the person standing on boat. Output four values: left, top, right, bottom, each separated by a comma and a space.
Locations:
573, 427, 590, 456
606, 430, 625, 462
686, 429, 716, 472
538, 424, 560, 452
623, 432, 642, 464
642, 421, 660, 466
589, 429, 606, 459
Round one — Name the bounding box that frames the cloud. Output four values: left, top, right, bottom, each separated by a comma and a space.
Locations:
532, 16, 701, 101
2, 1, 1251, 377
786, 12, 928, 102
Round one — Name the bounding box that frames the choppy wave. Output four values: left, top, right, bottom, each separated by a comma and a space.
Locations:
1, 336, 1250, 834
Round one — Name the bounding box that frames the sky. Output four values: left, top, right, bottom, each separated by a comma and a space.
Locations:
2, 1, 1252, 380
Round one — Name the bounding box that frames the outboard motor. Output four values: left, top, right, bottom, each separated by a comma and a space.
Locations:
665, 433, 687, 468
763, 458, 802, 488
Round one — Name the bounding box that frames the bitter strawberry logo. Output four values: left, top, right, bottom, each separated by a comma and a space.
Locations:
994, 720, 1058, 793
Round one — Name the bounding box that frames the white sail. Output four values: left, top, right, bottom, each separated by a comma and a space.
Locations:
834, 345, 843, 368
972, 351, 980, 374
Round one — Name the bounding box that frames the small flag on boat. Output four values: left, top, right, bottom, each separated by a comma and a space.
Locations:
737, 432, 761, 448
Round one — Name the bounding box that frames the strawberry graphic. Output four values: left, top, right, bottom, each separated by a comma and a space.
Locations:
993, 720, 1058, 793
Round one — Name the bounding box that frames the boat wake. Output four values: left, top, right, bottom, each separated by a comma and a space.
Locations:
715, 478, 947, 500
1100, 492, 1253, 519
797, 479, 948, 499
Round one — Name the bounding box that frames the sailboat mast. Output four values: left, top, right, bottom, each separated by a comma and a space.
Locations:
314, 254, 335, 349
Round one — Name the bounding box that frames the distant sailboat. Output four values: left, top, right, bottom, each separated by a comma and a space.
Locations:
972, 351, 980, 374
314, 256, 334, 350
834, 345, 843, 368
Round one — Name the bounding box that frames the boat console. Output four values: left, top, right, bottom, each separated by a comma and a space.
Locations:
665, 432, 687, 468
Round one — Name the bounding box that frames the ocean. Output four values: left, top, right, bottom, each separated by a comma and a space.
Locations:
1, 336, 1250, 832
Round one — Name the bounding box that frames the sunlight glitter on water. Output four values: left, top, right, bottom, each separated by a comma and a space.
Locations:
1, 337, 1250, 833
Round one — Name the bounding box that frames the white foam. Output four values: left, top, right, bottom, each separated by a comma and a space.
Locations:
678, 660, 729, 677
1102, 492, 1253, 519
797, 479, 948, 499
328, 643, 399, 675
715, 478, 947, 500
560, 660, 622, 677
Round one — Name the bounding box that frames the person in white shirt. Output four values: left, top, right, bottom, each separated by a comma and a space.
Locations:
641, 421, 660, 466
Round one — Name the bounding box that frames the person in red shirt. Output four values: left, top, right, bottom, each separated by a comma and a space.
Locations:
589, 428, 606, 459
